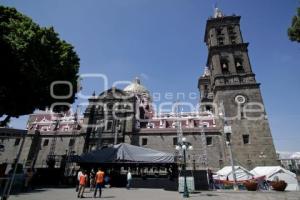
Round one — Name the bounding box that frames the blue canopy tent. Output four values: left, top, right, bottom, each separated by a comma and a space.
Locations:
78, 143, 175, 164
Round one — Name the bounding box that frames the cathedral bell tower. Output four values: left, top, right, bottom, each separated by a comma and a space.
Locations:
199, 8, 279, 168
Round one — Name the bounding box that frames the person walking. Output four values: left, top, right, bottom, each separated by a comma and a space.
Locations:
90, 169, 96, 191
94, 168, 104, 198
78, 171, 87, 198
24, 168, 33, 192
76, 169, 83, 192
126, 170, 132, 189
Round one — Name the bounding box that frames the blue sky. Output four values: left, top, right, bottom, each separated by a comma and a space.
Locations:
1, 0, 300, 152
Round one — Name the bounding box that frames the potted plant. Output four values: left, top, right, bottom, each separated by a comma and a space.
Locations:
271, 180, 287, 191
244, 180, 258, 191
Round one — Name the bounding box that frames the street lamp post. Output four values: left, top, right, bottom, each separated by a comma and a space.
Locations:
226, 137, 238, 191
176, 137, 193, 198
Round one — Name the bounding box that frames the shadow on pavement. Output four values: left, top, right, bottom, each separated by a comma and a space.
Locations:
205, 194, 219, 196
79, 195, 116, 199
1, 188, 48, 199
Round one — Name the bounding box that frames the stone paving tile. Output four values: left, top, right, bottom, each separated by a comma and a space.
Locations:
8, 188, 300, 200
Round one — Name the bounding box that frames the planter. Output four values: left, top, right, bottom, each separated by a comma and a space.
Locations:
244, 181, 258, 191
271, 180, 287, 191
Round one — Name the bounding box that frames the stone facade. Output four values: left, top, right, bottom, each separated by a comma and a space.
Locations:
0, 128, 28, 165
82, 79, 227, 170
125, 127, 225, 170
25, 131, 85, 168
0, 110, 85, 173
82, 88, 136, 153
25, 110, 85, 169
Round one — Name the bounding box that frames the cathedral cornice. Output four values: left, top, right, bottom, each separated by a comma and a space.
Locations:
213, 83, 260, 92
133, 127, 221, 135
213, 72, 256, 80
209, 43, 249, 52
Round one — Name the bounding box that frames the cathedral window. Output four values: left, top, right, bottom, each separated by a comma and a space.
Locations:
69, 139, 75, 147
216, 28, 223, 36
107, 103, 113, 110
205, 105, 212, 111
43, 139, 49, 146
226, 133, 231, 143
242, 134, 250, 144
142, 138, 148, 146
217, 37, 224, 45
228, 26, 237, 44
14, 138, 20, 146
194, 120, 198, 127
230, 36, 237, 44
228, 26, 235, 34
220, 59, 229, 73
235, 57, 244, 72
222, 63, 228, 70
239, 103, 246, 120
173, 137, 178, 145
216, 28, 225, 45
105, 120, 113, 131
165, 121, 170, 128
206, 137, 213, 146
241, 111, 245, 119
97, 106, 104, 114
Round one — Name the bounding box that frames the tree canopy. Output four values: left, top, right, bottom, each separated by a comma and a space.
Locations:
288, 7, 300, 42
0, 6, 80, 126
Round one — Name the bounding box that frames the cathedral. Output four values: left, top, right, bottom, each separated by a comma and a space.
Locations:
81, 9, 279, 170
0, 9, 279, 174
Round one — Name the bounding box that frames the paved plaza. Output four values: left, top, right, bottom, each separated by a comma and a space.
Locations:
7, 188, 300, 200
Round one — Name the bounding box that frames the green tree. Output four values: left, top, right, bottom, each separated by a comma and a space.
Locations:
288, 7, 300, 42
0, 6, 80, 126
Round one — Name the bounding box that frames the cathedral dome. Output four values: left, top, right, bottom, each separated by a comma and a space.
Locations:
124, 77, 149, 95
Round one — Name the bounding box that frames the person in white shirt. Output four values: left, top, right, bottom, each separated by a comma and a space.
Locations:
126, 170, 132, 189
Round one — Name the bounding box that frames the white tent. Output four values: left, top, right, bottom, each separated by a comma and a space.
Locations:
214, 166, 254, 181
250, 166, 299, 191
